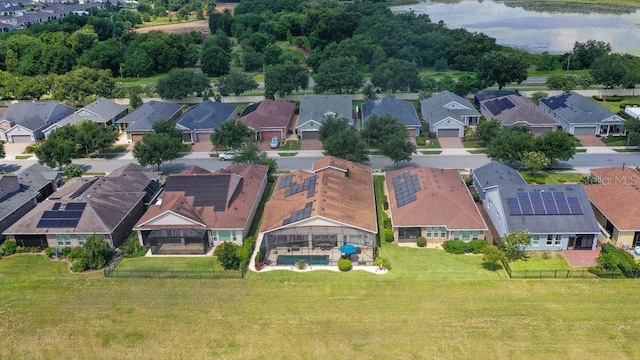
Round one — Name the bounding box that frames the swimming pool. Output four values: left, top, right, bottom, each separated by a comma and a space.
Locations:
276, 255, 330, 266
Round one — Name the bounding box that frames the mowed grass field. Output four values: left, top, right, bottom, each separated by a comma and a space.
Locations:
2, 246, 640, 359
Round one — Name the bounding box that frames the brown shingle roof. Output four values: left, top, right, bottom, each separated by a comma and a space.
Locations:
135, 164, 268, 230
260, 157, 377, 234
386, 167, 487, 230
586, 166, 640, 231
239, 99, 295, 131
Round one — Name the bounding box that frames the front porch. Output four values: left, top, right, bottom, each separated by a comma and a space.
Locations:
599, 123, 624, 136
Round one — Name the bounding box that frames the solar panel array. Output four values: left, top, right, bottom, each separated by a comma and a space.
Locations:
282, 175, 317, 198
142, 181, 162, 203
36, 202, 86, 228
484, 97, 515, 115
282, 202, 313, 225
165, 175, 231, 210
392, 171, 421, 208
507, 191, 583, 216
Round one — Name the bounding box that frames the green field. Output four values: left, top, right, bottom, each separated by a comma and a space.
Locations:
116, 257, 223, 271
3, 249, 640, 358
509, 251, 572, 270
521, 172, 585, 184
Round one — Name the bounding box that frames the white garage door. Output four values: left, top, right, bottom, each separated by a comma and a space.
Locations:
573, 126, 597, 136
437, 128, 460, 138
300, 130, 320, 139
11, 135, 32, 143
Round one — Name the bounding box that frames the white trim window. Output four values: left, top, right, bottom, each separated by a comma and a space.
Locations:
554, 234, 562, 246
531, 234, 540, 246
546, 234, 554, 246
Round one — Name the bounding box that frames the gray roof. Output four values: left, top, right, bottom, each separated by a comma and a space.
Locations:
498, 184, 600, 234
420, 91, 480, 127
3, 101, 74, 131
363, 97, 421, 127
0, 164, 61, 221
473, 162, 527, 190
540, 92, 622, 125
4, 164, 162, 235
298, 95, 353, 127
177, 101, 237, 131
55, 98, 128, 127
481, 95, 558, 127
118, 101, 183, 132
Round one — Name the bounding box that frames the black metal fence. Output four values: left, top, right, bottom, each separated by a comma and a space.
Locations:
499, 258, 627, 279
104, 268, 244, 279
103, 253, 123, 277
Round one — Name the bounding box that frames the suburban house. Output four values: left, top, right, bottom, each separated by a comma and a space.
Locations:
239, 99, 295, 143
474, 90, 519, 107
116, 101, 183, 142
0, 101, 74, 142
0, 164, 62, 244
257, 157, 378, 267
297, 95, 353, 139
363, 96, 422, 137
585, 166, 640, 249
624, 106, 640, 120
176, 100, 238, 143
385, 167, 487, 243
539, 92, 625, 136
43, 98, 128, 137
133, 164, 268, 255
472, 162, 600, 250
421, 91, 481, 138
479, 94, 558, 135
3, 164, 162, 248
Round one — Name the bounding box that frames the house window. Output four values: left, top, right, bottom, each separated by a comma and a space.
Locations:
232, 231, 239, 242
453, 231, 461, 240
462, 231, 471, 242
398, 228, 420, 240
426, 227, 433, 238
554, 234, 562, 246
218, 230, 232, 242
211, 231, 218, 242
546, 234, 554, 246
472, 231, 479, 240
531, 234, 540, 246
78, 235, 85, 246
440, 227, 446, 238
56, 234, 71, 246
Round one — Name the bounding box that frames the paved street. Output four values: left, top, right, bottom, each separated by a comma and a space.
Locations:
2, 152, 639, 175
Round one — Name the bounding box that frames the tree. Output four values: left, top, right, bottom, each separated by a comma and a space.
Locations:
362, 83, 377, 101
214, 241, 242, 270
129, 93, 143, 110
371, 59, 421, 93
590, 54, 638, 89
77, 39, 124, 77
530, 91, 548, 105
82, 235, 113, 270
200, 40, 231, 77
318, 117, 351, 142
232, 140, 278, 176
262, 43, 283, 66
482, 245, 504, 271
264, 63, 309, 98
63, 164, 84, 178
314, 56, 363, 94
36, 126, 77, 170
380, 128, 416, 168
14, 75, 51, 100
475, 119, 501, 143
210, 120, 254, 150
75, 121, 118, 155
67, 25, 99, 55
573, 40, 611, 69
0, 140, 4, 159
208, 9, 234, 36
322, 126, 369, 163
522, 151, 551, 173
361, 114, 406, 145
499, 230, 531, 262
475, 52, 528, 89
486, 128, 534, 163
133, 119, 183, 170
241, 47, 264, 72
122, 49, 154, 78
218, 72, 258, 96
623, 118, 640, 150
156, 69, 210, 99
52, 67, 114, 105
534, 130, 576, 163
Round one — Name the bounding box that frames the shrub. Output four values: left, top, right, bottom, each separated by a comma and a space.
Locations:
295, 259, 307, 270
541, 251, 551, 260
45, 247, 56, 257
472, 192, 480, 203
1, 239, 17, 256
467, 239, 489, 254
595, 243, 639, 278
443, 240, 466, 255
61, 247, 73, 256
15, 246, 41, 253
237, 236, 255, 267
416, 237, 427, 247
121, 235, 146, 258
214, 242, 242, 270
337, 258, 352, 272
383, 229, 394, 242
63, 164, 84, 178
374, 257, 391, 271
383, 218, 392, 229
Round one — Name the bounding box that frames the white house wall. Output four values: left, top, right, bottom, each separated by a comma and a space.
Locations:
482, 188, 509, 236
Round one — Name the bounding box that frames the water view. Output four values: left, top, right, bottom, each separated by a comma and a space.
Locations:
392, 0, 640, 55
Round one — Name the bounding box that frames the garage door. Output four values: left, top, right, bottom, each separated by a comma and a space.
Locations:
573, 126, 597, 136
260, 130, 282, 142
437, 128, 460, 138
195, 132, 213, 142
11, 135, 32, 143
300, 130, 320, 139
131, 134, 144, 143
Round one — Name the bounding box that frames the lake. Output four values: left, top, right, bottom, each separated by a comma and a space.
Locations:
392, 0, 640, 55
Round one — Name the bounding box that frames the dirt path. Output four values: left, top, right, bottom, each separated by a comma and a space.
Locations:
135, 20, 209, 34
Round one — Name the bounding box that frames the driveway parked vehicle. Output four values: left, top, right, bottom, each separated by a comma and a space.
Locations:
219, 150, 240, 161
270, 136, 280, 149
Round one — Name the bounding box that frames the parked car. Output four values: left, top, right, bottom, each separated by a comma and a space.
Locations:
219, 150, 240, 161
270, 136, 280, 149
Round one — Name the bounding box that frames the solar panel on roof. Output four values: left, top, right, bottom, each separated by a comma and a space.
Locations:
65, 202, 87, 211
553, 192, 570, 214
529, 192, 545, 214
507, 198, 521, 215
279, 174, 293, 189
52, 203, 61, 210
392, 172, 421, 208
541, 191, 558, 215
567, 197, 583, 215
517, 192, 534, 215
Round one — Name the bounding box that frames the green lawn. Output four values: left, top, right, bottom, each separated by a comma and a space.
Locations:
117, 257, 223, 271
509, 252, 572, 271
462, 139, 486, 148
603, 136, 640, 147
416, 137, 441, 149
521, 172, 584, 184
420, 150, 443, 155
279, 140, 301, 151
3, 253, 640, 358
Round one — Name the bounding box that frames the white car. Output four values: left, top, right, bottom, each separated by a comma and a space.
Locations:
219, 150, 240, 161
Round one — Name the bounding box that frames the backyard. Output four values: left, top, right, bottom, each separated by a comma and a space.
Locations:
521, 172, 585, 184
2, 252, 640, 358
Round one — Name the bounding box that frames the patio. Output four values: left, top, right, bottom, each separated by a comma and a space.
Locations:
562, 248, 601, 267
263, 246, 374, 267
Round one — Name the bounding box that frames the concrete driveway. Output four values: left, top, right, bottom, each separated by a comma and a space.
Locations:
437, 137, 464, 149
301, 139, 322, 150
4, 141, 32, 157
190, 140, 214, 152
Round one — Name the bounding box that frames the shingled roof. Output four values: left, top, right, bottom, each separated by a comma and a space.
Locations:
480, 95, 558, 128
585, 166, 640, 231
239, 99, 295, 130
176, 100, 237, 131
2, 101, 74, 131
118, 101, 183, 131
363, 96, 421, 128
